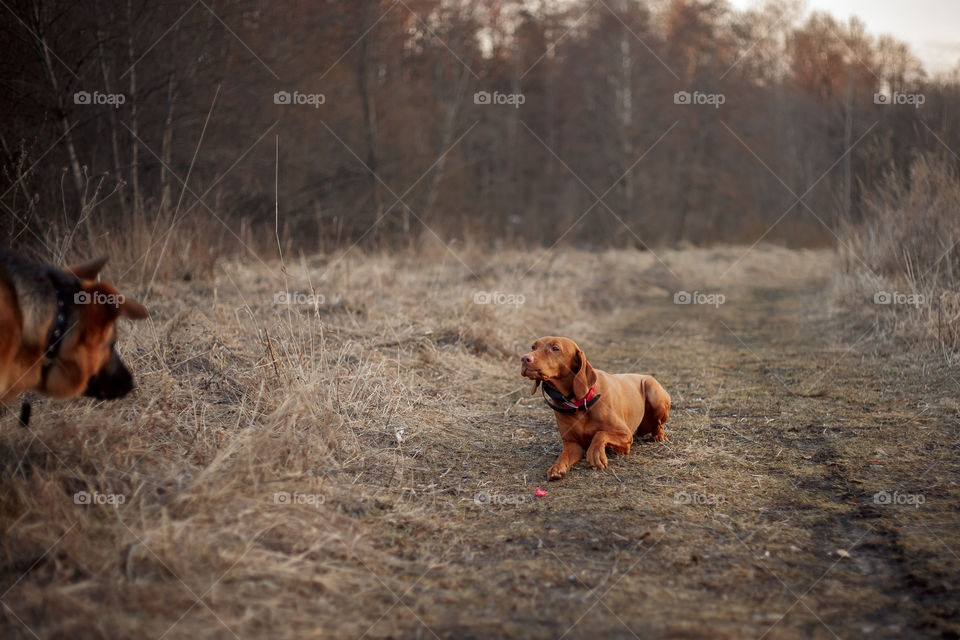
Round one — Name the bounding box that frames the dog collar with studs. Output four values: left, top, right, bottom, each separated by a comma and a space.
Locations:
41, 272, 79, 378
541, 382, 600, 414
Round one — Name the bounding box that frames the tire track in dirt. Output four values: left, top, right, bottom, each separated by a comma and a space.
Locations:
652, 276, 960, 640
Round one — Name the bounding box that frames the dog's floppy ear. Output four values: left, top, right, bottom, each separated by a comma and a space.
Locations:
530, 379, 541, 395
67, 255, 109, 280
572, 348, 597, 398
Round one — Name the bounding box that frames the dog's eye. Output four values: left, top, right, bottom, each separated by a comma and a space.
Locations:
551, 346, 560, 352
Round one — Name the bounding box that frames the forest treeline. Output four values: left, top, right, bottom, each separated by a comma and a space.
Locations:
1, 0, 958, 255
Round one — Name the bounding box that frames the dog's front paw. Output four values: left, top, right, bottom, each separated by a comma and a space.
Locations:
586, 446, 608, 470
547, 464, 567, 481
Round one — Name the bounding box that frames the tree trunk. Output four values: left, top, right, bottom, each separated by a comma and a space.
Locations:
618, 1, 634, 210
127, 0, 141, 212
356, 36, 382, 237
842, 72, 854, 224
160, 74, 176, 211
95, 2, 128, 217
34, 0, 84, 200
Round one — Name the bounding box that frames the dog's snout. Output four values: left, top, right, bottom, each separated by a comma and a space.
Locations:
521, 354, 533, 365
83, 350, 135, 400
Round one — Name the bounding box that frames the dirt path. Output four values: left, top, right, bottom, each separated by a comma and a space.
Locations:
362, 261, 960, 639
3, 248, 957, 640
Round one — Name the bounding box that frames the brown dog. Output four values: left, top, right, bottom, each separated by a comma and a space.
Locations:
0, 247, 148, 407
521, 336, 670, 480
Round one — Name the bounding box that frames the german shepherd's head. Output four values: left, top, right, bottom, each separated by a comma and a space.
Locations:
45, 256, 148, 400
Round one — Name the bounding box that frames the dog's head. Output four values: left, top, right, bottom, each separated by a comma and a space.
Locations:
520, 336, 596, 398
44, 256, 148, 400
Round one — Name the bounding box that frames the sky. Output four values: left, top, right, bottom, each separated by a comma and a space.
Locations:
726, 0, 960, 75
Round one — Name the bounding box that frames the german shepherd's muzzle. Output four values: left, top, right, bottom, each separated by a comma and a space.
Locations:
84, 348, 136, 400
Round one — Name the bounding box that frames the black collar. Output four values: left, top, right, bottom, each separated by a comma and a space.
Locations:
541, 382, 601, 414
41, 271, 79, 379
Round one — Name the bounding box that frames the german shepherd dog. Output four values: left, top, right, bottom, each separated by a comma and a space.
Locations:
0, 247, 148, 410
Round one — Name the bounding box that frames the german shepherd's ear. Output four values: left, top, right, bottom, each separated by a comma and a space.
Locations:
572, 348, 597, 399
530, 379, 541, 395
84, 282, 149, 320
67, 255, 109, 280
117, 296, 149, 320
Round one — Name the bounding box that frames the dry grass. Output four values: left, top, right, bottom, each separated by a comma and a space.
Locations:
838, 152, 960, 358
2, 244, 958, 639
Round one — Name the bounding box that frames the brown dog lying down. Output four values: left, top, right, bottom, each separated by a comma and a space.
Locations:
0, 247, 148, 407
521, 336, 670, 480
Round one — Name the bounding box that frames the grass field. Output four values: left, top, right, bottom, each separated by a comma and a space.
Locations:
2, 245, 958, 639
